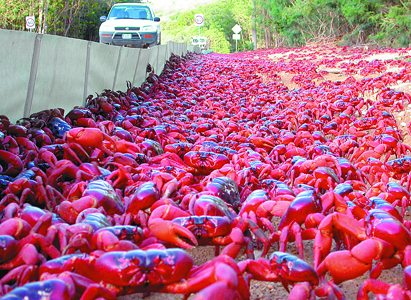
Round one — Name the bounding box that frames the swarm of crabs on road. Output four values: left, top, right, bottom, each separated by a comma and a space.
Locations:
2, 45, 411, 300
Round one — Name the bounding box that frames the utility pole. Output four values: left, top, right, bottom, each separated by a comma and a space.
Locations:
252, 0, 257, 50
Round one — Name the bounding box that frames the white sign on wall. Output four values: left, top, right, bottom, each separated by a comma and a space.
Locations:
194, 14, 204, 26
26, 16, 35, 30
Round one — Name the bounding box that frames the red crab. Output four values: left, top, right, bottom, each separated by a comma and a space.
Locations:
315, 210, 411, 284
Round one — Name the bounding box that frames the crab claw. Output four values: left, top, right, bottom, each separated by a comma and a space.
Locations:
0, 150, 23, 176
289, 282, 312, 300
248, 136, 275, 150
62, 233, 92, 255
0, 265, 38, 286
192, 282, 237, 300
66, 127, 116, 155
149, 219, 198, 249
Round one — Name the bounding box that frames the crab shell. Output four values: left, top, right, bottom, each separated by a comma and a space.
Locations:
94, 248, 193, 288
270, 251, 319, 286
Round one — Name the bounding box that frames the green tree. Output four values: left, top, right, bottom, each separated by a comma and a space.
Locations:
372, 3, 411, 48
0, 0, 31, 30
162, 0, 254, 53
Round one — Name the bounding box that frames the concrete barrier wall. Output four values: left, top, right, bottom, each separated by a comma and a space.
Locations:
0, 29, 189, 123
187, 45, 201, 54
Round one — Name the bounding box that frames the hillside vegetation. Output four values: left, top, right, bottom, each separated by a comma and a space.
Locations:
2, 0, 411, 53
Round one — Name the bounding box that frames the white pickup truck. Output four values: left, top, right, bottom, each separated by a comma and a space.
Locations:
99, 3, 161, 48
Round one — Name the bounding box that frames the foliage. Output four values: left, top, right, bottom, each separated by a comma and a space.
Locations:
248, 0, 411, 49
161, 0, 252, 53
1, 0, 411, 52
0, 0, 31, 30
371, 4, 411, 48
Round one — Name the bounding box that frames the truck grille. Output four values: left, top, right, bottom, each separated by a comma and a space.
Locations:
115, 27, 140, 30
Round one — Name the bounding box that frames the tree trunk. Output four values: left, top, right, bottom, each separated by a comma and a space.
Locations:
42, 0, 49, 33
252, 0, 257, 50
38, 0, 43, 33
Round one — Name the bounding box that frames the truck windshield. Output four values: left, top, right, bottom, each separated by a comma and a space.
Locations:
108, 6, 152, 20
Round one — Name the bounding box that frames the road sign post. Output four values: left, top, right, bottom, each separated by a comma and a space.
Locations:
232, 24, 242, 52
194, 14, 204, 38
26, 16, 36, 32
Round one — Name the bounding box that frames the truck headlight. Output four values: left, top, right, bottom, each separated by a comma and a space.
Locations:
142, 25, 156, 32
99, 23, 113, 31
